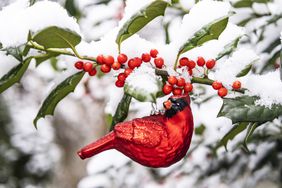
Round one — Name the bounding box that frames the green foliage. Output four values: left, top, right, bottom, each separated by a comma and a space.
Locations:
233, 0, 272, 8
236, 64, 252, 77
116, 0, 168, 49
218, 96, 282, 124
178, 15, 229, 55
216, 36, 241, 60
2, 47, 23, 62
33, 71, 85, 128
217, 122, 248, 150
195, 124, 206, 135
110, 94, 132, 130
32, 26, 81, 49
0, 57, 32, 94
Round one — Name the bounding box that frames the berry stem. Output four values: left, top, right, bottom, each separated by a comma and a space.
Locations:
173, 53, 181, 70
27, 41, 97, 63
155, 68, 246, 93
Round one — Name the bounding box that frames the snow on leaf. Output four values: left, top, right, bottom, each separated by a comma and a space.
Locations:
33, 71, 85, 128
32, 26, 81, 49
124, 64, 163, 103
216, 36, 242, 60
0, 57, 32, 94
218, 96, 282, 124
178, 15, 230, 55
116, 0, 168, 49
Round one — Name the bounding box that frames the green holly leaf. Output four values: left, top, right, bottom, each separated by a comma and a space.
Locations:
216, 36, 242, 60
195, 124, 206, 135
33, 71, 85, 128
116, 0, 168, 49
233, 0, 271, 8
217, 122, 249, 151
242, 122, 259, 152
34, 53, 59, 66
179, 15, 230, 55
3, 47, 23, 62
110, 93, 132, 130
0, 57, 32, 94
32, 26, 81, 49
218, 96, 282, 124
236, 64, 252, 77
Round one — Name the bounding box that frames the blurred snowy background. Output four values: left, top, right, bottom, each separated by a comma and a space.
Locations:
0, 0, 282, 188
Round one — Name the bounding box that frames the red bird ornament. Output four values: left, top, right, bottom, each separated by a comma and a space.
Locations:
77, 94, 194, 168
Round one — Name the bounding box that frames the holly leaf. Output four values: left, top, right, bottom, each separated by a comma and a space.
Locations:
2, 47, 23, 62
216, 36, 242, 60
0, 57, 32, 94
242, 122, 259, 152
32, 26, 81, 49
34, 53, 59, 66
116, 0, 168, 48
217, 122, 249, 151
179, 15, 229, 54
233, 0, 271, 8
110, 93, 132, 130
33, 71, 85, 128
218, 96, 282, 124
236, 63, 252, 77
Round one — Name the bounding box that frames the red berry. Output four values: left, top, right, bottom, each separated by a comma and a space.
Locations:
96, 55, 104, 64
112, 62, 121, 70
100, 64, 111, 73
168, 76, 177, 85
154, 57, 164, 68
117, 73, 127, 82
232, 80, 241, 90
197, 56, 205, 67
117, 54, 128, 64
103, 55, 115, 66
184, 83, 193, 93
206, 59, 216, 69
218, 87, 228, 97
88, 68, 97, 76
141, 53, 151, 62
179, 57, 189, 67
83, 62, 93, 72
173, 88, 183, 96
162, 84, 173, 95
74, 61, 84, 70
187, 60, 196, 69
124, 68, 133, 76
150, 49, 158, 58
128, 59, 137, 69
134, 57, 142, 67
212, 81, 223, 90
188, 69, 193, 76
115, 80, 125, 88
176, 77, 185, 87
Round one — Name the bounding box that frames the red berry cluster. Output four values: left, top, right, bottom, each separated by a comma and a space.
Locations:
74, 49, 165, 88
178, 56, 216, 76
163, 76, 193, 96
74, 61, 97, 76
212, 80, 242, 97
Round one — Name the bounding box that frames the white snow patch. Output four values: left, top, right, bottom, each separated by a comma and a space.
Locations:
0, 0, 80, 48
211, 48, 259, 88
172, 0, 231, 49
245, 70, 282, 107
126, 64, 162, 95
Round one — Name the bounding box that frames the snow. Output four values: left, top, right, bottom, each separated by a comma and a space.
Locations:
0, 0, 80, 48
211, 48, 259, 88
245, 70, 282, 107
125, 64, 162, 101
171, 0, 231, 50
118, 0, 154, 27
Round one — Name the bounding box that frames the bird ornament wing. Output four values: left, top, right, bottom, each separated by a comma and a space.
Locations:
114, 117, 166, 148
